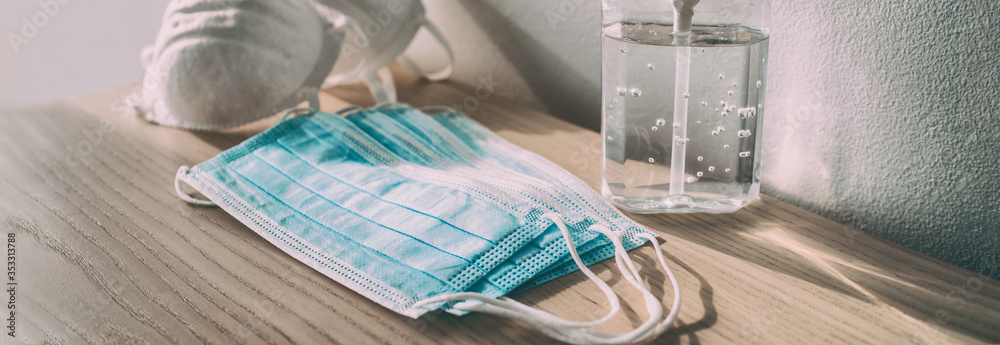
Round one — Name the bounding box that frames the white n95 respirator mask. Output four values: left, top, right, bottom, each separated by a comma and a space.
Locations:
131, 0, 452, 131
131, 0, 345, 130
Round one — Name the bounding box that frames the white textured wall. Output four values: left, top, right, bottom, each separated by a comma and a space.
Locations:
419, 0, 1000, 277
414, 0, 603, 128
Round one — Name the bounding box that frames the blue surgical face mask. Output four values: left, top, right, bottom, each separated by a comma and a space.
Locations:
323, 109, 619, 297
420, 107, 653, 290
175, 105, 681, 343
342, 106, 623, 294
177, 113, 557, 316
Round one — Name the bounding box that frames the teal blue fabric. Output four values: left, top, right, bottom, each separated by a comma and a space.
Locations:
425, 109, 650, 291
346, 107, 609, 293
177, 105, 653, 318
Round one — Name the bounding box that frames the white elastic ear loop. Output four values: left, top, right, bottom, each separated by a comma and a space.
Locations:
398, 18, 455, 82
414, 213, 622, 329
500, 226, 676, 345
174, 166, 217, 207
303, 86, 321, 111
279, 108, 317, 122
418, 19, 454, 81
362, 68, 397, 104
604, 228, 646, 289
336, 105, 363, 115
502, 214, 624, 328
575, 226, 669, 344
561, 229, 682, 344
523, 225, 660, 345
377, 67, 398, 102
634, 233, 683, 338
419, 105, 460, 115
413, 215, 682, 344
374, 101, 404, 110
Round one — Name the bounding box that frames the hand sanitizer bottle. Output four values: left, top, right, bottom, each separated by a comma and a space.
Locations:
601, 0, 771, 213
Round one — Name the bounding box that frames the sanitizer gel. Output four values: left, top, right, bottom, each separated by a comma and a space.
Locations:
601, 1, 770, 213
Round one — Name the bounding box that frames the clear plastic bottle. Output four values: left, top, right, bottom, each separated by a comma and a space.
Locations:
601, 0, 770, 213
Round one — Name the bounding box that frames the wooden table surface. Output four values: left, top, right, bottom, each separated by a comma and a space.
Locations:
1, 69, 998, 345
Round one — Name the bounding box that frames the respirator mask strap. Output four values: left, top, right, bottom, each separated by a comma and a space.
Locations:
398, 18, 455, 82
361, 67, 398, 104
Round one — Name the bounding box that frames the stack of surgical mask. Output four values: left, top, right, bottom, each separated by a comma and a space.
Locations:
175, 104, 682, 344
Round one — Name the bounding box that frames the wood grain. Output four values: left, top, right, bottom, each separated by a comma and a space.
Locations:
0, 68, 997, 345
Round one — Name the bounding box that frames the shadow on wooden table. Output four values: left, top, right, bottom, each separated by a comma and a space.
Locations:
641, 247, 718, 345
631, 197, 1000, 343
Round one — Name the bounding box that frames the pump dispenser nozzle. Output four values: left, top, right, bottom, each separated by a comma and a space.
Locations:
672, 0, 700, 35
